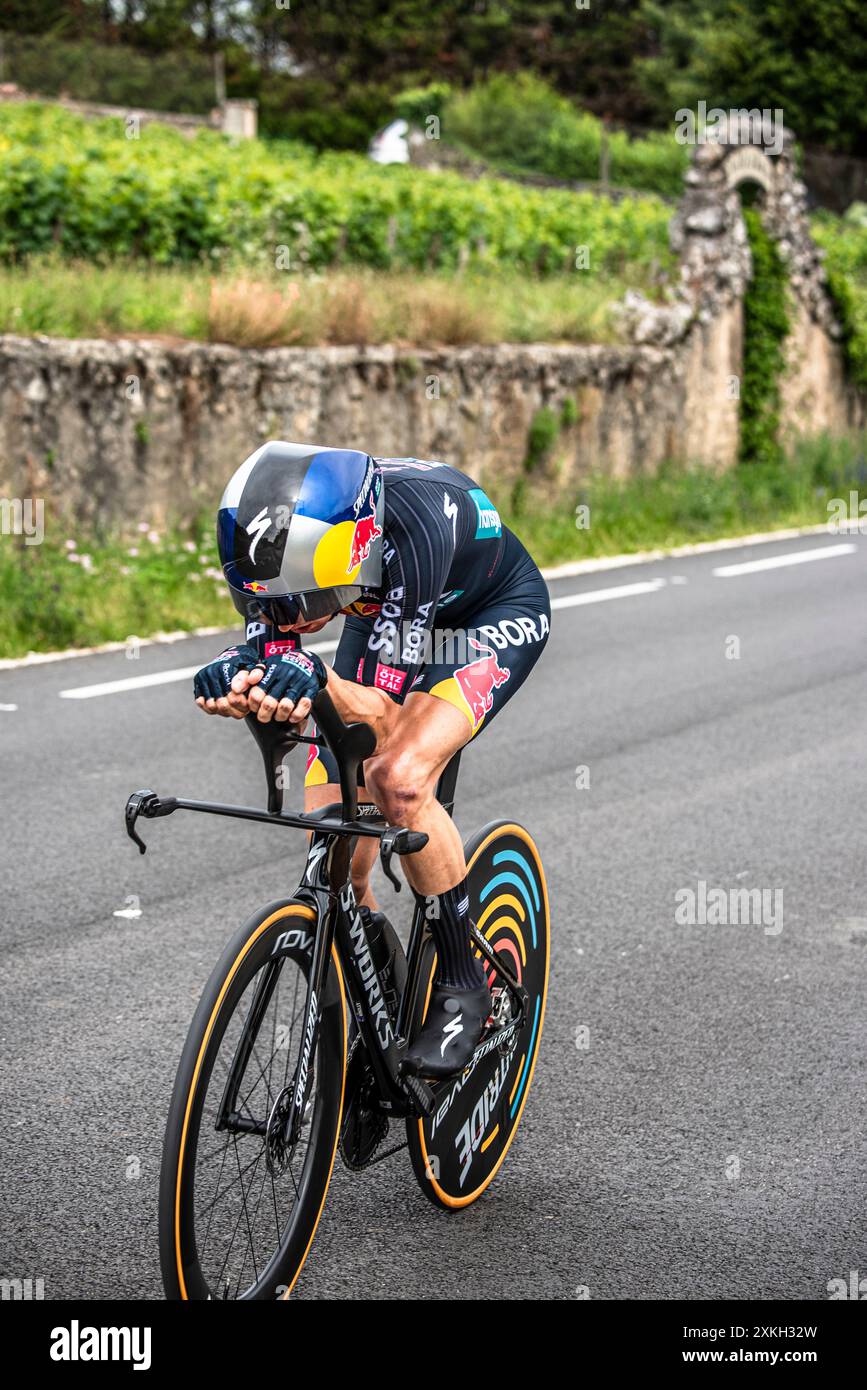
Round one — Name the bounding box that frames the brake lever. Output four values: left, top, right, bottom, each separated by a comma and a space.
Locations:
378, 826, 429, 892
125, 789, 178, 854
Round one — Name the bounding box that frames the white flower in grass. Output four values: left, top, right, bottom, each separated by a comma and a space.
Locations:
183, 540, 197, 553
127, 547, 139, 557
65, 538, 77, 550
137, 522, 150, 533
79, 554, 94, 573
147, 530, 160, 544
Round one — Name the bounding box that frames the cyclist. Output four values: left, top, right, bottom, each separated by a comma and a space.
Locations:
194, 442, 550, 1077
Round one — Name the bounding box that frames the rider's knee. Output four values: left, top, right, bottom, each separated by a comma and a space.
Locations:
366, 750, 430, 823
351, 861, 370, 898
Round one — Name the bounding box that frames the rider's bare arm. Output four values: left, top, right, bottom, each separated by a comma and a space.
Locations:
319, 666, 404, 751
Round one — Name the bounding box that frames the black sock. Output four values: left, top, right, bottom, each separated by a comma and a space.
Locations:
419, 879, 485, 991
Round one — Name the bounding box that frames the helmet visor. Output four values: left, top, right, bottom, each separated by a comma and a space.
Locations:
246, 585, 360, 627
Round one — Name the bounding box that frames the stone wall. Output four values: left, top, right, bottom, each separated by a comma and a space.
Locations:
0, 335, 700, 528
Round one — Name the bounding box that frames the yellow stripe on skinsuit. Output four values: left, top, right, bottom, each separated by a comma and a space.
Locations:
304, 754, 329, 787
427, 677, 481, 735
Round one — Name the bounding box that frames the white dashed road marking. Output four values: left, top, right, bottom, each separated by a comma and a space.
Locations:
712, 544, 856, 577
59, 640, 340, 700
550, 579, 667, 610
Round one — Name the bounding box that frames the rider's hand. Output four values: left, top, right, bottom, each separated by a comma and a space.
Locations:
246, 649, 327, 725
193, 644, 263, 718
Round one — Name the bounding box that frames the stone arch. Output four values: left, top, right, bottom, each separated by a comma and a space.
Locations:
620, 119, 863, 465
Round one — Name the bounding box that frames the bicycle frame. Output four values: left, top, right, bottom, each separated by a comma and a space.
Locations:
124, 689, 528, 1135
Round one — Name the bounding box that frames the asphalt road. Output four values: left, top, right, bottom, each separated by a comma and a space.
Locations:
1, 531, 865, 1301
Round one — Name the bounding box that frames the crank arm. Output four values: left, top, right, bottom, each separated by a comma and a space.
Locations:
470, 924, 529, 1020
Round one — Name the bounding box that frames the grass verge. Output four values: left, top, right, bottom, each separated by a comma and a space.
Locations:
0, 258, 647, 347
1, 434, 864, 659
504, 433, 867, 566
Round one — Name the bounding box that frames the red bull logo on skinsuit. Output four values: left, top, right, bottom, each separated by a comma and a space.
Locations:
348, 494, 382, 573
454, 638, 511, 730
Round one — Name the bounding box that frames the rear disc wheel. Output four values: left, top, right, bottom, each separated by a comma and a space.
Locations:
406, 822, 549, 1210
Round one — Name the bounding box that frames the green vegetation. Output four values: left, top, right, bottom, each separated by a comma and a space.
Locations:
0, 3, 657, 147
0, 515, 235, 657
635, 0, 867, 158
0, 258, 648, 347
4, 435, 863, 659
0, 104, 673, 277
812, 210, 867, 392
739, 209, 790, 466
1, 32, 216, 114
9, 2, 867, 160
444, 75, 688, 199
505, 433, 867, 566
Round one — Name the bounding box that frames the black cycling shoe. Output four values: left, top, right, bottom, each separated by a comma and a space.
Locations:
402, 981, 492, 1079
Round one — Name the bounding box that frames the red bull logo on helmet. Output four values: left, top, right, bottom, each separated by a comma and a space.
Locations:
453, 637, 511, 731
243, 580, 269, 593
348, 493, 382, 574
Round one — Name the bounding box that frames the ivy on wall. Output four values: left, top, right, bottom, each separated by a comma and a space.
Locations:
739, 208, 791, 465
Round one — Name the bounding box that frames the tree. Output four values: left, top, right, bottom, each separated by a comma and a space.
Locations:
635, 0, 867, 155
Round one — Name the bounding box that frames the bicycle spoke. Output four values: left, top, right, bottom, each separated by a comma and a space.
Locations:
212, 1140, 265, 1296
179, 934, 336, 1301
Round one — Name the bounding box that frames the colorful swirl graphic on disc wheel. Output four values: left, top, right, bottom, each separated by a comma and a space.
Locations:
406, 822, 550, 1210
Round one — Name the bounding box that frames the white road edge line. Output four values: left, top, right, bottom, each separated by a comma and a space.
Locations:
712, 543, 857, 577
551, 578, 666, 609
59, 640, 340, 700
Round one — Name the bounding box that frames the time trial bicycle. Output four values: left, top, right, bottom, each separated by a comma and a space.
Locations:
125, 690, 549, 1300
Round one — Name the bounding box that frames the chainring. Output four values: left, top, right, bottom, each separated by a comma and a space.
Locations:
338, 1037, 389, 1170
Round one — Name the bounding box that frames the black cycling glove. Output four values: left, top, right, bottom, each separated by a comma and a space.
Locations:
193, 644, 262, 701
253, 649, 327, 707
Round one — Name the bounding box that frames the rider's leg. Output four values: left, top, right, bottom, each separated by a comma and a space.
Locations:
363, 691, 492, 1076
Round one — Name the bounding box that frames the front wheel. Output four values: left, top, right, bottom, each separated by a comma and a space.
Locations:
406, 822, 550, 1210
159, 900, 347, 1299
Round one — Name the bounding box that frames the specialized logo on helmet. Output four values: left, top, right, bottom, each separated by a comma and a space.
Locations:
353, 458, 376, 517
245, 506, 273, 564
347, 480, 382, 574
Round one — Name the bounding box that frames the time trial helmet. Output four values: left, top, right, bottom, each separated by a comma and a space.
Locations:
217, 441, 383, 626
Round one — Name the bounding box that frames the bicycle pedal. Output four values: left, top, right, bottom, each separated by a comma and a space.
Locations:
400, 1073, 436, 1117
